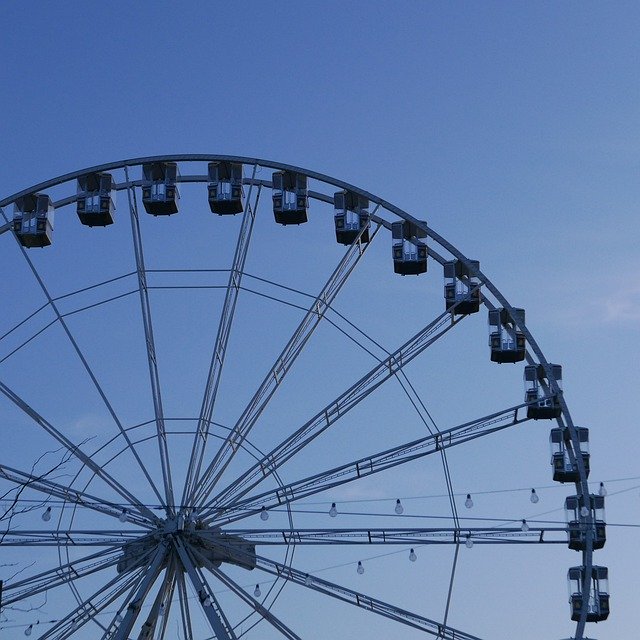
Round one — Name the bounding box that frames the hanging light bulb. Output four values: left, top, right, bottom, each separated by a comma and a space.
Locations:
464, 494, 473, 509
465, 534, 473, 549
530, 488, 539, 504
25, 624, 33, 637
329, 502, 338, 517
521, 519, 529, 532
159, 603, 165, 617
394, 499, 404, 515
356, 561, 364, 575
304, 574, 313, 586
203, 596, 212, 607
580, 505, 590, 518
118, 509, 128, 523
599, 482, 607, 497
41, 506, 52, 522
260, 506, 269, 521
254, 584, 261, 598
409, 548, 417, 562
115, 613, 124, 624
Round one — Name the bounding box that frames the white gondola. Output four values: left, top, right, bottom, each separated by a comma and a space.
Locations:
142, 162, 179, 216
488, 308, 525, 363
568, 565, 609, 622
524, 364, 562, 419
208, 161, 244, 215
565, 494, 606, 551
272, 170, 308, 225
77, 172, 115, 226
334, 190, 370, 245
550, 426, 590, 482
13, 193, 54, 248
444, 259, 481, 314
391, 220, 427, 275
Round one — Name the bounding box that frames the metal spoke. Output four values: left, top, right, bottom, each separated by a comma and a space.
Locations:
192, 222, 379, 506
0, 461, 155, 527
154, 561, 178, 640
176, 569, 195, 640
210, 403, 528, 525
135, 557, 177, 640
3, 548, 123, 605
37, 567, 142, 640
202, 307, 462, 515
182, 168, 259, 508
192, 550, 301, 640
250, 550, 483, 640
173, 536, 237, 640
0, 382, 159, 523
125, 168, 174, 514
1, 529, 144, 546
213, 526, 566, 545
1, 207, 166, 508
111, 543, 170, 640
98, 571, 150, 640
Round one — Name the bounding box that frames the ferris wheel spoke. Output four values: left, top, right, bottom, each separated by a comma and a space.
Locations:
249, 551, 483, 640
203, 564, 302, 640
192, 223, 380, 507
0, 384, 159, 524
202, 308, 464, 515
176, 569, 195, 640
98, 569, 151, 640
0, 461, 155, 527
173, 537, 237, 640
134, 556, 177, 640
217, 526, 566, 545
36, 566, 142, 640
210, 402, 528, 525
3, 547, 123, 606
1, 529, 144, 546
2, 212, 168, 510
110, 543, 170, 640
125, 171, 175, 514
155, 562, 178, 640
182, 170, 260, 508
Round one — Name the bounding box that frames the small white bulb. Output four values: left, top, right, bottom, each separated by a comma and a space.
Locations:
394, 499, 404, 515
530, 489, 539, 504
465, 534, 473, 549
329, 503, 338, 518
25, 625, 33, 637
260, 506, 269, 521
115, 613, 124, 624
521, 519, 529, 532
409, 548, 417, 562
203, 596, 212, 607
356, 561, 364, 575
159, 603, 165, 617
464, 494, 473, 509
118, 509, 128, 523
254, 584, 261, 598
41, 506, 52, 522
599, 482, 607, 497
580, 506, 590, 518
304, 574, 313, 586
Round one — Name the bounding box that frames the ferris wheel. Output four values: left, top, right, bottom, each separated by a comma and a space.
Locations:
0, 156, 607, 639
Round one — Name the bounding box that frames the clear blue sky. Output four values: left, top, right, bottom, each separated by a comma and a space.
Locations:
0, 2, 638, 638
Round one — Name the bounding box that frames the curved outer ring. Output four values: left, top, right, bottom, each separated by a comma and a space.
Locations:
0, 154, 594, 637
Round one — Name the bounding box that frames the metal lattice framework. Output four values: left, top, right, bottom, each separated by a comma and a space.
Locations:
0, 155, 600, 639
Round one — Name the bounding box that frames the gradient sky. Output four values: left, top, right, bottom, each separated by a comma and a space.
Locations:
1, 2, 638, 639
